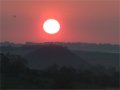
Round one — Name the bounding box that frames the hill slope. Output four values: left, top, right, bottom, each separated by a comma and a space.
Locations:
24, 45, 89, 69
72, 50, 119, 69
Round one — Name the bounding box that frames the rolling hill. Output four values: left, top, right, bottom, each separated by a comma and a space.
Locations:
24, 45, 90, 69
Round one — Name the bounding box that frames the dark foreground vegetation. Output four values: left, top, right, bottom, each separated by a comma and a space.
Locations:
0, 52, 119, 89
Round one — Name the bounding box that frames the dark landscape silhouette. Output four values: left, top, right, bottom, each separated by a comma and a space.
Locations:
0, 42, 119, 89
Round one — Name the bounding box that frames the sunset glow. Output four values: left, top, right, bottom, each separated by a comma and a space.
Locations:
1, 0, 119, 44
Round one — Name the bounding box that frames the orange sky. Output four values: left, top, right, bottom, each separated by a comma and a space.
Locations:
0, 0, 119, 44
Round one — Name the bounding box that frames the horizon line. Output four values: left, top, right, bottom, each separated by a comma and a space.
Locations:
0, 41, 119, 46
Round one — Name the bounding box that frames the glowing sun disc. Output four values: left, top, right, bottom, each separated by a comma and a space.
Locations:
43, 19, 60, 34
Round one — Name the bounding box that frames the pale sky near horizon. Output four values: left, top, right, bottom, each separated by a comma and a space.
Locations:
0, 0, 119, 44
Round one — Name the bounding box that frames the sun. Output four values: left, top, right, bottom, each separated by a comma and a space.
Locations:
43, 19, 60, 34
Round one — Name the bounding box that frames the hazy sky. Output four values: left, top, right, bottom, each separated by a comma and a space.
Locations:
0, 0, 119, 44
